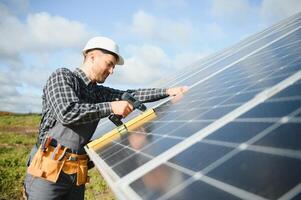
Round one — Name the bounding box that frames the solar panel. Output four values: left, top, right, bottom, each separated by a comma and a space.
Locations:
85, 12, 301, 200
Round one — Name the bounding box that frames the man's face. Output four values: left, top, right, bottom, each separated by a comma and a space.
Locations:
91, 50, 117, 83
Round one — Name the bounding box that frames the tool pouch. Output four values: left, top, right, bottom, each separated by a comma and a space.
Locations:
27, 146, 66, 183
77, 159, 89, 186
61, 155, 89, 185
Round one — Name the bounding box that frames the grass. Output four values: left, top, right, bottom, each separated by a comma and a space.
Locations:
0, 131, 35, 199
0, 112, 115, 200
85, 169, 115, 200
0, 113, 40, 128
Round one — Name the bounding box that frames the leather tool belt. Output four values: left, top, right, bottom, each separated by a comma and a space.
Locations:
27, 136, 89, 186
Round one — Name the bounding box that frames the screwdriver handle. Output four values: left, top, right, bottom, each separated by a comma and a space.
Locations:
108, 114, 123, 126
108, 92, 147, 127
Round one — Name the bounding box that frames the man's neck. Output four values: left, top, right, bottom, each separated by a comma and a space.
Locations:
80, 64, 94, 83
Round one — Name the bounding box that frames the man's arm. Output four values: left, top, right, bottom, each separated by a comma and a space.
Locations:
96, 85, 189, 103
95, 86, 168, 102
94, 85, 188, 118
95, 85, 124, 101
127, 88, 168, 102
132, 86, 189, 102
46, 69, 113, 125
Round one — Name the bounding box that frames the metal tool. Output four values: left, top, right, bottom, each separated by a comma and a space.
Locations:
109, 92, 147, 126
41, 136, 52, 152
51, 144, 61, 160
57, 147, 67, 161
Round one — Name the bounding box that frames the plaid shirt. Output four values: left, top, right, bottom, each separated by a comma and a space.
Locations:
38, 68, 168, 142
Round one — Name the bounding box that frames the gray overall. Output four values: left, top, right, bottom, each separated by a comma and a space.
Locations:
24, 120, 98, 200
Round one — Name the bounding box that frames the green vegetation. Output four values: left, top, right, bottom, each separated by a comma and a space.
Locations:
0, 113, 40, 127
86, 169, 115, 200
0, 112, 115, 200
0, 131, 34, 199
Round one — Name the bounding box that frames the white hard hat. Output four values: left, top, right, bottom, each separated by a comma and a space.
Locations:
82, 36, 124, 65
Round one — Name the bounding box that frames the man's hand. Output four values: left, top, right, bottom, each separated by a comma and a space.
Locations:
111, 101, 134, 118
166, 86, 189, 96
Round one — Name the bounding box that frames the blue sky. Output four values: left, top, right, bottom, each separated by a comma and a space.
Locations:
0, 0, 300, 113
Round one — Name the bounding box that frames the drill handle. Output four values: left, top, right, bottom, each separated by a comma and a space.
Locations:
121, 92, 146, 111
108, 113, 123, 126
109, 92, 147, 127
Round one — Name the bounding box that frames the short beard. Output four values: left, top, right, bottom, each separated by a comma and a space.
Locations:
96, 77, 106, 84
97, 80, 105, 84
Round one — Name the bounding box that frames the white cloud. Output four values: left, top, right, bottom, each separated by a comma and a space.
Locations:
211, 0, 258, 26
205, 22, 226, 40
0, 10, 91, 57
131, 11, 155, 40
0, 2, 91, 113
0, 67, 42, 113
27, 13, 89, 50
129, 10, 194, 45
111, 9, 211, 88
0, 90, 41, 113
212, 0, 252, 16
107, 44, 170, 86
0, 50, 83, 113
173, 51, 208, 70
0, 63, 47, 113
261, 0, 301, 24
106, 44, 204, 88
211, 0, 301, 27
0, 84, 20, 97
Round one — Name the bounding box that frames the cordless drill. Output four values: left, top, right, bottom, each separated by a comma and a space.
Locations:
109, 92, 147, 126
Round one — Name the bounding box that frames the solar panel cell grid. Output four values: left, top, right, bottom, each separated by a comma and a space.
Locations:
128, 80, 301, 199
170, 142, 234, 172
254, 123, 301, 150
207, 151, 301, 199
85, 13, 301, 200
166, 180, 242, 200
205, 122, 273, 143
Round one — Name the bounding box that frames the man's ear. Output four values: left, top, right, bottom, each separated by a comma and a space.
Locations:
89, 52, 95, 63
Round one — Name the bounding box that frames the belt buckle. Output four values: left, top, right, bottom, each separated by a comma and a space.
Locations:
68, 156, 78, 161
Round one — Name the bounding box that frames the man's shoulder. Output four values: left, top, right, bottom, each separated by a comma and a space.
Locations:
52, 67, 74, 77
47, 67, 77, 80
45, 68, 77, 86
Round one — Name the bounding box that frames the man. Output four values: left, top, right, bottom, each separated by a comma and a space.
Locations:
24, 36, 188, 200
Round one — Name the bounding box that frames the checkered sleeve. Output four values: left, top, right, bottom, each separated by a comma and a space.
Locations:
46, 68, 112, 125
95, 86, 168, 102
128, 88, 169, 102
95, 85, 125, 101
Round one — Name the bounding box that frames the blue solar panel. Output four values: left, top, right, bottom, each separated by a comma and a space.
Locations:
86, 12, 301, 200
